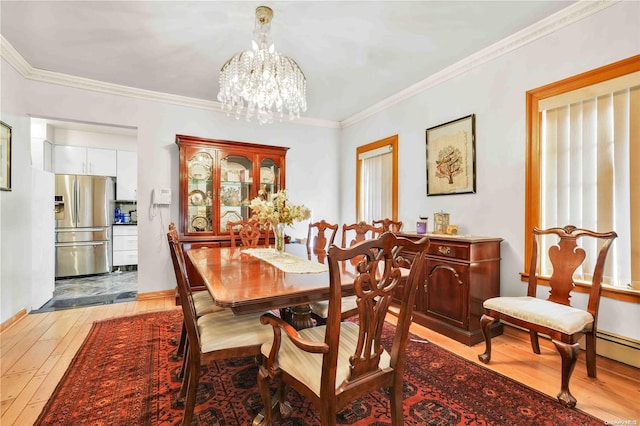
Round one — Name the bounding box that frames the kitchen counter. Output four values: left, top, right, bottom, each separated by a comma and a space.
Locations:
113, 222, 138, 226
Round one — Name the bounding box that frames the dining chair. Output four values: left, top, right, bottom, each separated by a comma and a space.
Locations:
306, 219, 339, 262
341, 221, 384, 248
228, 218, 270, 248
478, 225, 617, 408
257, 232, 429, 425
372, 218, 403, 233
167, 228, 273, 425
168, 223, 223, 371
310, 221, 384, 325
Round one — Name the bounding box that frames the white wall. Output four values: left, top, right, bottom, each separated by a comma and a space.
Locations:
0, 59, 340, 321
0, 63, 32, 320
340, 1, 640, 340
1, 1, 638, 344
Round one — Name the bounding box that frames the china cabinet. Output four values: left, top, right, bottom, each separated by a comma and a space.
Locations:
175, 134, 288, 288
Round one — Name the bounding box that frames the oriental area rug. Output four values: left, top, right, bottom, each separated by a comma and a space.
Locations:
35, 309, 603, 426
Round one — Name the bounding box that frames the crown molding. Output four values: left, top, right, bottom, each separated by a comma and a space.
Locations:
1, 1, 616, 131
340, 0, 618, 128
0, 35, 340, 129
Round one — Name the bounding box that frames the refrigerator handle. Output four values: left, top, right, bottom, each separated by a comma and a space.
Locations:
74, 177, 80, 224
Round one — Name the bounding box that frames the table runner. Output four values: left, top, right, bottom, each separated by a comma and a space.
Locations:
242, 248, 328, 273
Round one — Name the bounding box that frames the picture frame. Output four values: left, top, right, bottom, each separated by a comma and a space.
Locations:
0, 121, 11, 191
426, 114, 476, 196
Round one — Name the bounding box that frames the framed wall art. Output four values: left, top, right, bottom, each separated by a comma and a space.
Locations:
426, 114, 476, 196
0, 121, 11, 191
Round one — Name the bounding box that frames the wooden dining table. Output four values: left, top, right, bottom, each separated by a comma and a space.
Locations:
185, 243, 357, 329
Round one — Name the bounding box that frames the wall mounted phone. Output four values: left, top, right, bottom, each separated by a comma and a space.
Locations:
152, 188, 172, 205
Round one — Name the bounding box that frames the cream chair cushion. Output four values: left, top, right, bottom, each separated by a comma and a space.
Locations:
483, 296, 594, 335
309, 295, 358, 319
193, 290, 225, 315
261, 321, 390, 397
198, 309, 272, 352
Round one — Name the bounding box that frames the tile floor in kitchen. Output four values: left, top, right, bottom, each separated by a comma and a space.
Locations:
32, 268, 138, 313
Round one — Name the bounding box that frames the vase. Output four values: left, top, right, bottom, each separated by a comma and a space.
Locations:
274, 222, 286, 254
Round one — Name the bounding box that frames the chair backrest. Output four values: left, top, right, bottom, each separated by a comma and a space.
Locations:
307, 220, 338, 259
228, 219, 270, 248
323, 232, 428, 397
167, 225, 200, 349
372, 218, 403, 233
528, 225, 617, 318
341, 221, 384, 248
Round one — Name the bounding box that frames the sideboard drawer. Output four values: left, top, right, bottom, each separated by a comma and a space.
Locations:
427, 241, 470, 261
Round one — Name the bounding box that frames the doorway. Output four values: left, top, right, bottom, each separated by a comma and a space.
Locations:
30, 117, 139, 312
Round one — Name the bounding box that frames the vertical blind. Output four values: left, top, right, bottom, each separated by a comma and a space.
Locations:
540, 80, 639, 289
359, 145, 393, 223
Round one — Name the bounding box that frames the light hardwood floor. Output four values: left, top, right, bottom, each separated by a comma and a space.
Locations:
1, 296, 638, 425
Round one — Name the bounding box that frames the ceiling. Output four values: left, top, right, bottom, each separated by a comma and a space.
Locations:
1, 1, 575, 125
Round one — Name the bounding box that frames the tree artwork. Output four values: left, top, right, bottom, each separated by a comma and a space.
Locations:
426, 115, 476, 196
435, 145, 463, 184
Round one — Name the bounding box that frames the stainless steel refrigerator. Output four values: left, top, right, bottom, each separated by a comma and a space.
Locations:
54, 174, 115, 278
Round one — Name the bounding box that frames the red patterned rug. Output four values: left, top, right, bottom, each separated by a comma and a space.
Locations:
35, 309, 603, 425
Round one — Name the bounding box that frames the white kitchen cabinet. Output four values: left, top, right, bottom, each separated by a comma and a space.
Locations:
54, 145, 116, 176
116, 150, 137, 200
112, 225, 137, 266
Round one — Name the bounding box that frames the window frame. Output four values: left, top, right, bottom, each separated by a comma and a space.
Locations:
525, 55, 640, 303
355, 135, 399, 223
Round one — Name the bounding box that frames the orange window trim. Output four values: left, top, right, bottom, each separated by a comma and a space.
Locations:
355, 135, 399, 222
524, 54, 640, 304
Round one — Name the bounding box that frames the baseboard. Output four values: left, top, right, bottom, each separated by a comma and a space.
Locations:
594, 330, 640, 368
137, 289, 175, 301
0, 308, 28, 333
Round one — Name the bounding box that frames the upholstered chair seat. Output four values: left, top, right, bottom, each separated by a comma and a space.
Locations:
261, 321, 390, 396
192, 290, 224, 315
198, 309, 273, 353
483, 296, 594, 335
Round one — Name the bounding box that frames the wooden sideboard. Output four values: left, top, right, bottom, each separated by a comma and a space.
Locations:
397, 233, 504, 346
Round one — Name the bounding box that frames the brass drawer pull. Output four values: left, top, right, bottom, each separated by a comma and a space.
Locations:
438, 245, 451, 255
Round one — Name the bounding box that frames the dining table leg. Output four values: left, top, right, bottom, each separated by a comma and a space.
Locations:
286, 304, 314, 330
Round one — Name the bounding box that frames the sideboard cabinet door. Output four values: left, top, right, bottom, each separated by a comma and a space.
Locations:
424, 259, 469, 329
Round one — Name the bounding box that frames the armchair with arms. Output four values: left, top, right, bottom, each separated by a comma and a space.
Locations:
257, 232, 429, 425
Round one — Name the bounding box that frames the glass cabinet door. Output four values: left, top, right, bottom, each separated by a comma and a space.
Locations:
258, 157, 282, 199
219, 153, 253, 233
186, 149, 214, 233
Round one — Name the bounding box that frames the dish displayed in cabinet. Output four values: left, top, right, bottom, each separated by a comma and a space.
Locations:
188, 160, 211, 180
191, 215, 209, 232
222, 162, 248, 182
260, 166, 275, 184
220, 186, 241, 206
220, 210, 243, 232
188, 189, 206, 206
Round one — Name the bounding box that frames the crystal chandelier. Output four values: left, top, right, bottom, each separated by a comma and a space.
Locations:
217, 6, 307, 125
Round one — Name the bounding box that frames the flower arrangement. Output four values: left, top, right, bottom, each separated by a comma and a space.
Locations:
249, 189, 311, 226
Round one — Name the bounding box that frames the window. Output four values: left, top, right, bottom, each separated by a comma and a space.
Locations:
526, 55, 640, 294
356, 135, 398, 223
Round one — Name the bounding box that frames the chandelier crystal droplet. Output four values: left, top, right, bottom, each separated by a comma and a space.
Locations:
217, 6, 307, 125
